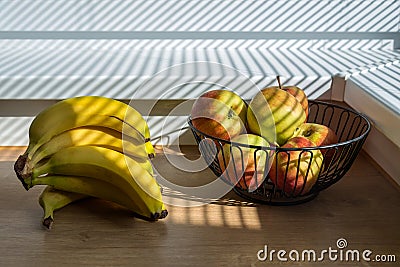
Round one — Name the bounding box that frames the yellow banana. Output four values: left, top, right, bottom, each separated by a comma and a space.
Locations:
29, 96, 150, 144
24, 146, 166, 220
24, 96, 155, 159
15, 118, 154, 184
38, 186, 89, 229
27, 113, 155, 159
30, 126, 150, 166
34, 175, 165, 222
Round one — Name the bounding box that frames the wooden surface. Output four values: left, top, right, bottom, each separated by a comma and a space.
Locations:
0, 146, 399, 267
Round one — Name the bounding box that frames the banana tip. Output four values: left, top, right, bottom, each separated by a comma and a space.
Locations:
152, 210, 168, 221
132, 209, 168, 222
42, 217, 54, 229
160, 209, 168, 219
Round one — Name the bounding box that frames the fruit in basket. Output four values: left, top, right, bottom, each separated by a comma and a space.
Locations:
269, 76, 309, 121
281, 87, 308, 120
292, 123, 338, 167
191, 89, 247, 143
14, 96, 167, 225
269, 136, 323, 196
218, 134, 273, 191
247, 87, 306, 146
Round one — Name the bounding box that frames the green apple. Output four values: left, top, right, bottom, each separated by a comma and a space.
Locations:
247, 87, 306, 146
191, 89, 247, 142
269, 136, 323, 196
218, 134, 273, 192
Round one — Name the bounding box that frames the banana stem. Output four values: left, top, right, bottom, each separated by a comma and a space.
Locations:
14, 154, 32, 190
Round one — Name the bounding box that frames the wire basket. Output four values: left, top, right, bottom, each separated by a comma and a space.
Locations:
188, 100, 371, 205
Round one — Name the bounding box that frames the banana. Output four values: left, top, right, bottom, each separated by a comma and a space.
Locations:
39, 186, 89, 229
24, 96, 155, 160
29, 96, 150, 144
30, 126, 150, 166
34, 176, 165, 222
22, 146, 167, 220
15, 138, 154, 189
27, 113, 155, 160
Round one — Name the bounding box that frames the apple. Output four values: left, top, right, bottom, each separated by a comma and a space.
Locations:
281, 86, 308, 121
218, 134, 273, 192
269, 136, 324, 196
273, 76, 309, 121
191, 89, 247, 142
247, 87, 306, 146
291, 123, 338, 167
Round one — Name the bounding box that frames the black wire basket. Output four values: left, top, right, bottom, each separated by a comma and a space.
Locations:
188, 100, 371, 205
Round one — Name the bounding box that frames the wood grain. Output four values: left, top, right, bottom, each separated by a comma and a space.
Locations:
0, 146, 399, 267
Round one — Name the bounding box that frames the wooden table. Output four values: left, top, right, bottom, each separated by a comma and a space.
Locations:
1, 146, 399, 266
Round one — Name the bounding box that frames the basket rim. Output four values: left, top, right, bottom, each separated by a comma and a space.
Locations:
188, 99, 372, 151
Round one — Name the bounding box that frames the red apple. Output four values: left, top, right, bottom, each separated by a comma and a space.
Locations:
191, 89, 247, 142
269, 136, 324, 196
218, 134, 273, 192
247, 87, 306, 146
291, 123, 338, 167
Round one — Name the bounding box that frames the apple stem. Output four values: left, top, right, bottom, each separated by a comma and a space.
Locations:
276, 76, 282, 89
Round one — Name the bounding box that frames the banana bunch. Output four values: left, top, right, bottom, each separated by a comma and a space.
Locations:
14, 96, 167, 228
